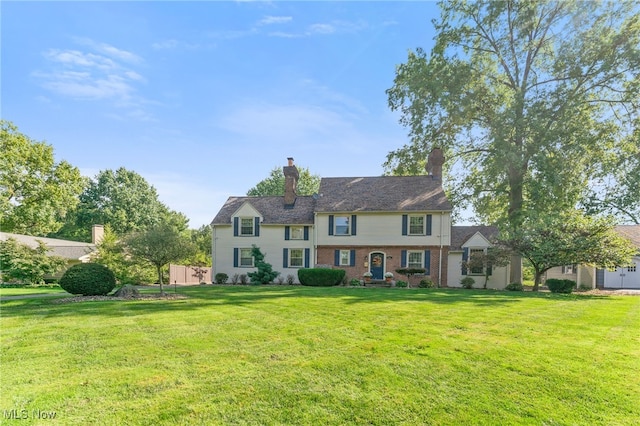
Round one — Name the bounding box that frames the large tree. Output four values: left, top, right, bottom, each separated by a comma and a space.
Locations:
500, 211, 636, 291
386, 1, 640, 228
247, 166, 321, 196
125, 224, 196, 294
55, 167, 188, 242
0, 238, 67, 285
0, 120, 86, 236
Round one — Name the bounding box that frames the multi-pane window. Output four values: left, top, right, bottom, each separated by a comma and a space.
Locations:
469, 248, 485, 274
289, 249, 304, 268
290, 226, 304, 240
339, 250, 351, 266
628, 263, 637, 272
240, 218, 254, 236
409, 215, 425, 235
240, 248, 253, 267
335, 216, 350, 235
407, 251, 423, 269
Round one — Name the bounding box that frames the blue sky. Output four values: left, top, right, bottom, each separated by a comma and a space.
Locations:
2, 1, 441, 229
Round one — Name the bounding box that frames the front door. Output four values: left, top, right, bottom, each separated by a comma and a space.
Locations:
370, 252, 385, 280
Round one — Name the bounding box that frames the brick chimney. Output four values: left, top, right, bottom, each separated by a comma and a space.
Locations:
283, 157, 299, 208
426, 147, 445, 182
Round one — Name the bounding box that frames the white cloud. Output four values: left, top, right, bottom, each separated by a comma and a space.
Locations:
258, 15, 292, 25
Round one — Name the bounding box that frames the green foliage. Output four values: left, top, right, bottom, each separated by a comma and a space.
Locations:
419, 278, 434, 288
247, 166, 321, 196
59, 263, 116, 296
501, 210, 636, 291
125, 223, 196, 293
578, 283, 592, 292
92, 225, 154, 285
239, 274, 248, 285
0, 238, 67, 285
395, 280, 408, 288
286, 274, 295, 285
188, 225, 212, 266
462, 246, 512, 289
54, 167, 188, 242
215, 273, 228, 284
505, 282, 524, 292
349, 278, 361, 286
297, 268, 345, 287
546, 279, 576, 294
386, 1, 640, 228
246, 245, 280, 284
460, 277, 475, 289
0, 120, 85, 235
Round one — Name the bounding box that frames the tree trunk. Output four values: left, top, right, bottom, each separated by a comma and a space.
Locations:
508, 165, 526, 285
157, 265, 164, 294
533, 271, 543, 292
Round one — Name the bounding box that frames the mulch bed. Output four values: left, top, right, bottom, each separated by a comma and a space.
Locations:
52, 293, 187, 304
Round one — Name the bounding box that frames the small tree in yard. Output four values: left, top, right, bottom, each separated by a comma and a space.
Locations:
462, 246, 512, 289
247, 245, 279, 284
0, 238, 66, 285
500, 211, 636, 291
125, 224, 196, 294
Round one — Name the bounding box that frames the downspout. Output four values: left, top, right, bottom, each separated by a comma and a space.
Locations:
439, 211, 444, 287
313, 212, 318, 267
211, 225, 216, 273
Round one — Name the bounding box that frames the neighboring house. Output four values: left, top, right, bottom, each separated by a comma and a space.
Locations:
0, 225, 104, 272
545, 225, 640, 289
211, 152, 510, 288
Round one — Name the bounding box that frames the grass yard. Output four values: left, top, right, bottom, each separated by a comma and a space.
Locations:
1, 286, 639, 425
0, 286, 68, 297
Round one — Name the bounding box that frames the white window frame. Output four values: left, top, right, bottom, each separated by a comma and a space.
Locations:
240, 217, 254, 236
290, 226, 304, 240
334, 216, 350, 236
289, 249, 304, 268
339, 250, 351, 266
469, 248, 486, 275
407, 251, 424, 269
239, 248, 254, 267
408, 215, 425, 235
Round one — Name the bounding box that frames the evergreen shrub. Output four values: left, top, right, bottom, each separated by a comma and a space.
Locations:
214, 273, 228, 284
419, 278, 435, 288
59, 263, 116, 296
546, 278, 576, 294
297, 268, 345, 286
505, 282, 524, 291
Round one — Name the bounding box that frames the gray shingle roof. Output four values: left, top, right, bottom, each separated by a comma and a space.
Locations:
615, 225, 640, 247
211, 196, 316, 225
0, 232, 96, 260
315, 176, 452, 212
450, 225, 499, 250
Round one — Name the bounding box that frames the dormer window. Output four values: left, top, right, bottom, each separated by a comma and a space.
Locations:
240, 218, 254, 236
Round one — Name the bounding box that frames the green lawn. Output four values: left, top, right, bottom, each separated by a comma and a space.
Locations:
0, 286, 68, 297
1, 286, 639, 425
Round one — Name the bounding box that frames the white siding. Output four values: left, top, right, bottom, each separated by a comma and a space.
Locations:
212, 223, 313, 283
315, 212, 451, 246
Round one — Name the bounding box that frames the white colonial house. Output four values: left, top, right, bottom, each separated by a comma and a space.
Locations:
211, 151, 509, 288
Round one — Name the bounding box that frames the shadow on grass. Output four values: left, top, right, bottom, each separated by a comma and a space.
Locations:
0, 285, 620, 318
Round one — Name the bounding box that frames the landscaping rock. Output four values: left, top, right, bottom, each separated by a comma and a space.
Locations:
113, 285, 140, 298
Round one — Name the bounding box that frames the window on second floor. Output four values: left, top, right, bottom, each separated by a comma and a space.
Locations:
290, 226, 304, 240
240, 218, 254, 236
409, 215, 425, 235
329, 215, 357, 236
335, 216, 350, 235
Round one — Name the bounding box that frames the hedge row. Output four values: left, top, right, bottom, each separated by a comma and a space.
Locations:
297, 268, 345, 287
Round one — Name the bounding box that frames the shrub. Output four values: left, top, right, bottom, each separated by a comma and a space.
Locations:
231, 273, 240, 285
395, 280, 408, 288
349, 278, 361, 286
276, 275, 285, 284
298, 268, 345, 287
578, 283, 592, 292
505, 282, 524, 291
460, 277, 475, 289
214, 273, 228, 284
546, 278, 576, 294
59, 263, 116, 296
246, 246, 279, 284
239, 274, 248, 285
419, 278, 434, 288
286, 274, 296, 285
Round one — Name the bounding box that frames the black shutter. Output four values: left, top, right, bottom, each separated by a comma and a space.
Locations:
426, 214, 432, 236
304, 249, 310, 268
254, 217, 260, 236
304, 226, 309, 240
233, 217, 239, 236
334, 250, 340, 266
328, 215, 334, 235
233, 248, 239, 267
283, 248, 288, 268
401, 250, 407, 267
351, 215, 357, 235
402, 215, 408, 235
462, 248, 469, 275
350, 250, 356, 267
284, 226, 290, 240
424, 250, 431, 274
